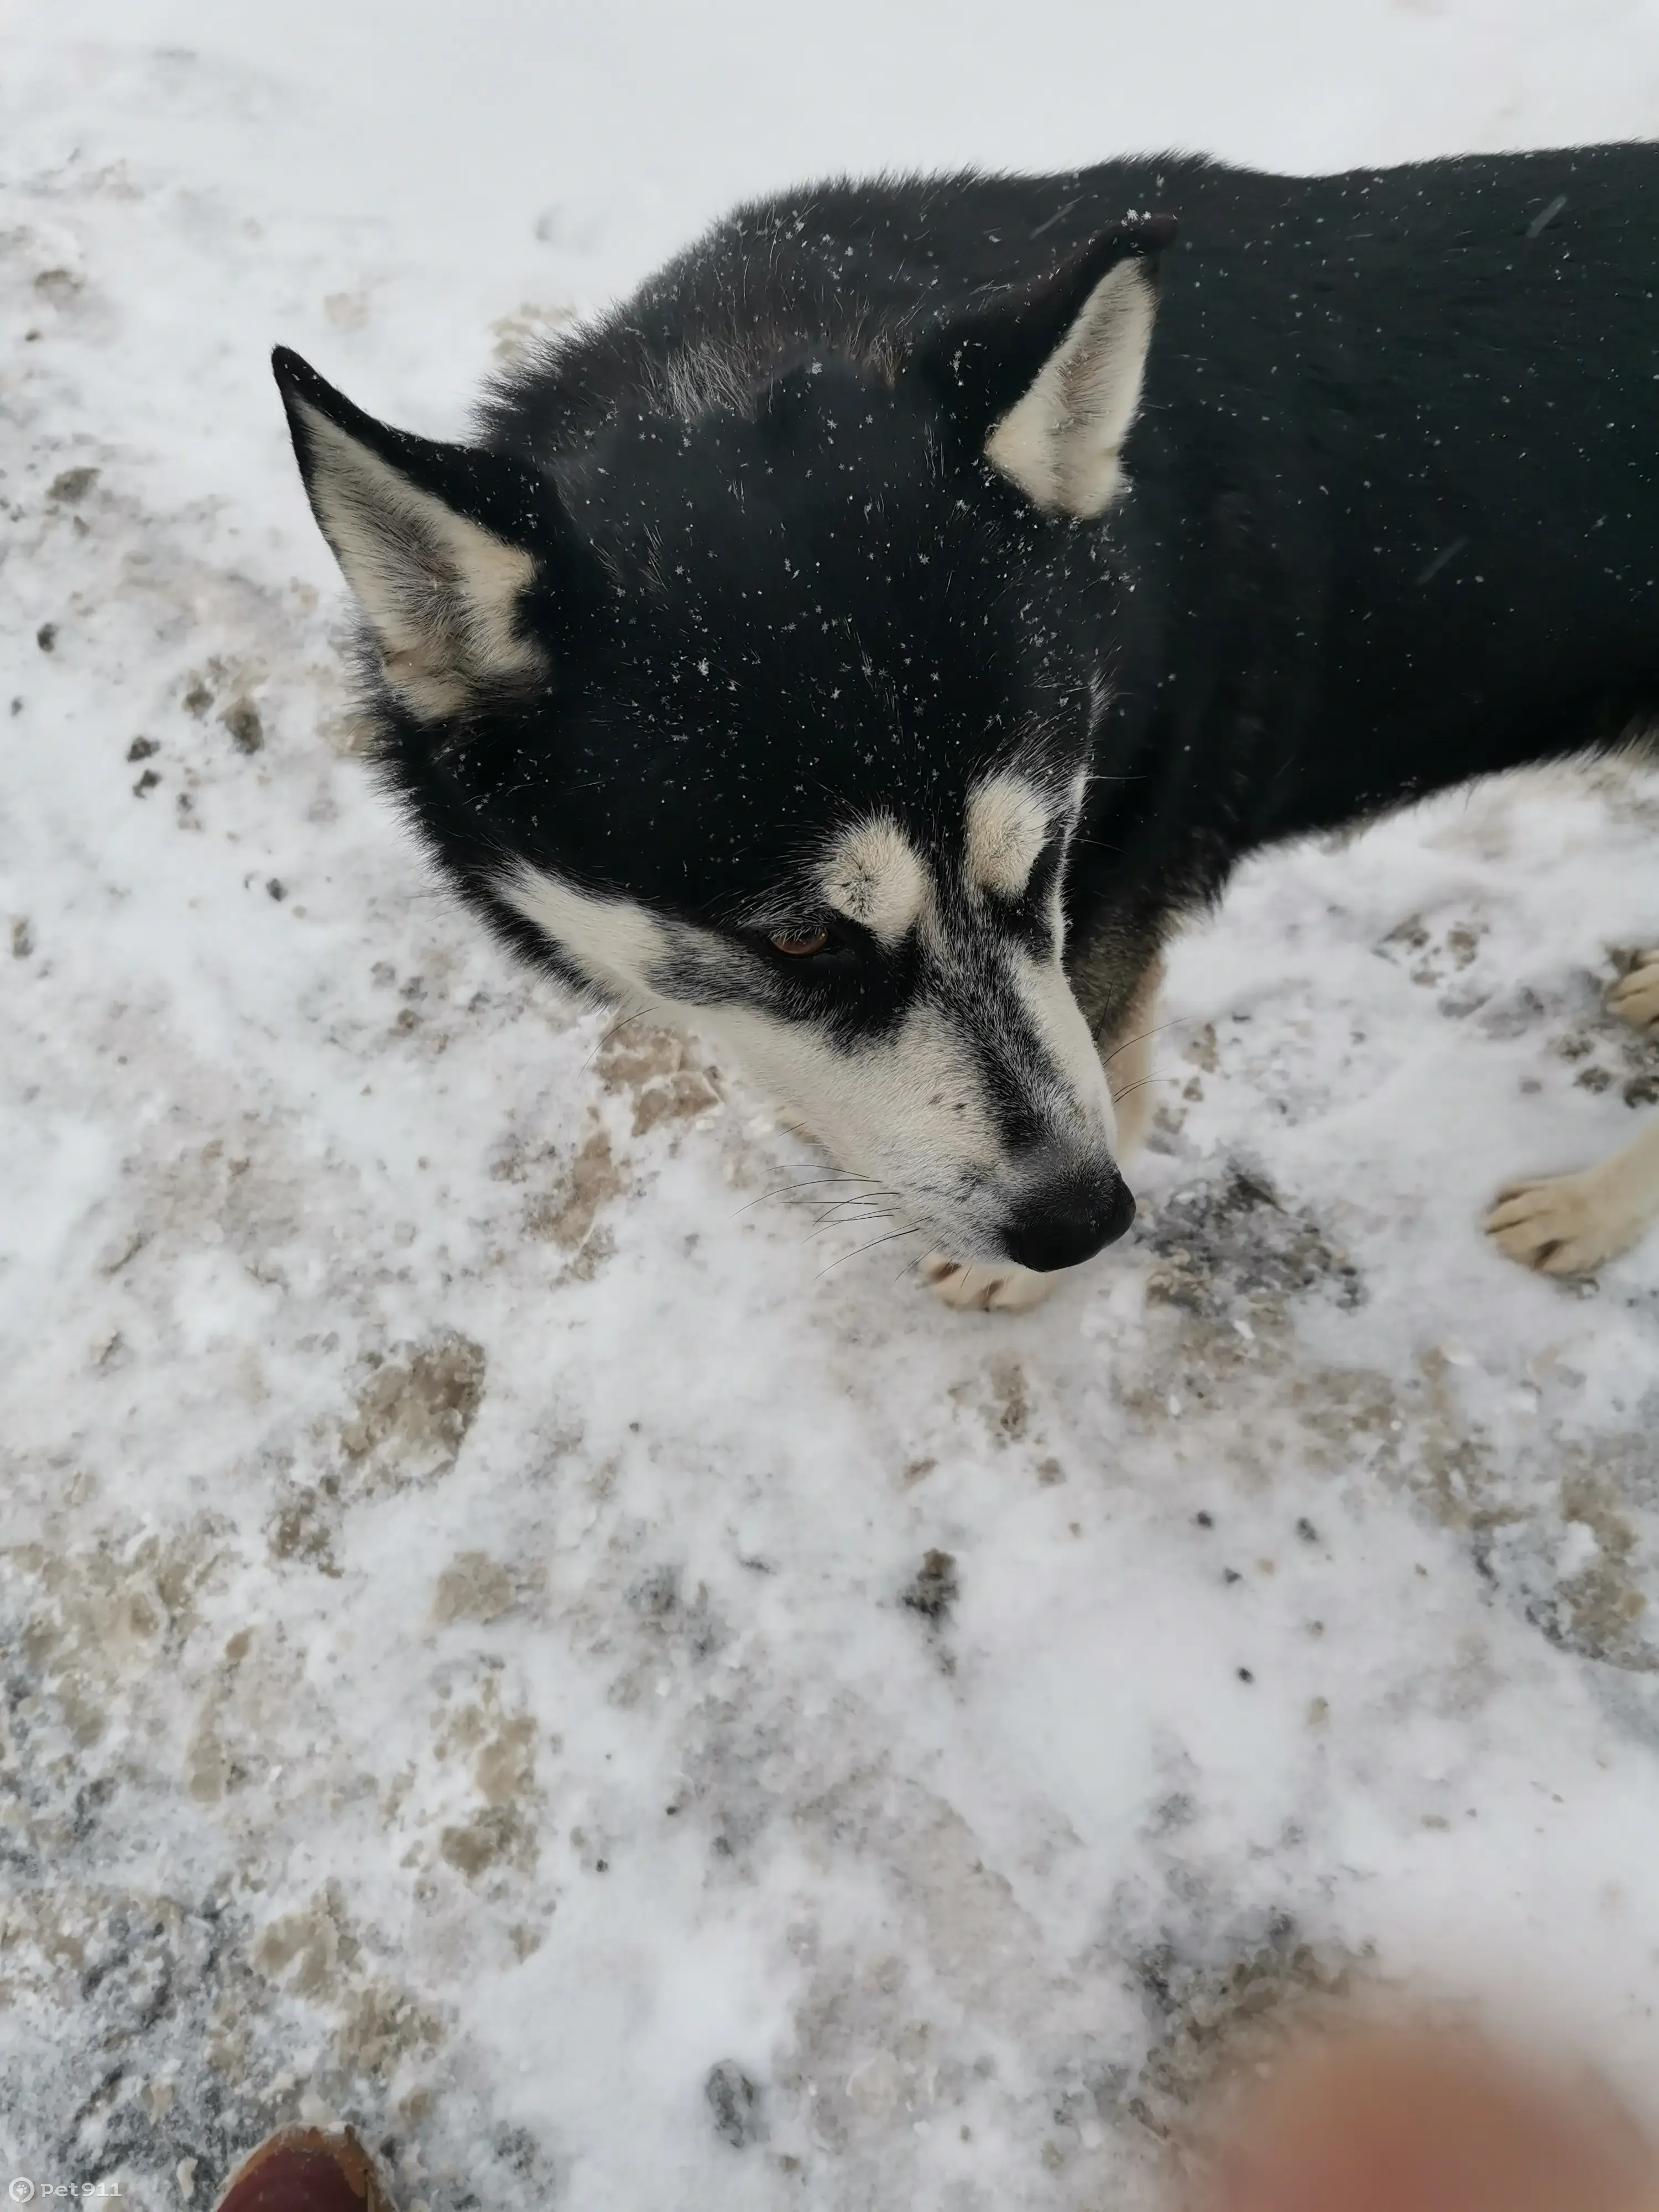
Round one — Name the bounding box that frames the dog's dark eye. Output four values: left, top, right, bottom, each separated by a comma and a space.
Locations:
768, 928, 832, 958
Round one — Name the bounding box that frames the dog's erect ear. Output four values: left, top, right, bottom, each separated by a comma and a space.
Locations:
910, 218, 1175, 519
273, 347, 554, 718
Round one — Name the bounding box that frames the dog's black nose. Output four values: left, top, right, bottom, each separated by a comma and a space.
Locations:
1002, 1171, 1136, 1274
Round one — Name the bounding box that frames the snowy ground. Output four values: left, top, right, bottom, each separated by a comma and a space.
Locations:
4, 4, 1659, 2206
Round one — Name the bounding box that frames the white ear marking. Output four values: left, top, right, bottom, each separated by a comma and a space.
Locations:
503, 865, 669, 1001
984, 259, 1157, 519
295, 398, 544, 718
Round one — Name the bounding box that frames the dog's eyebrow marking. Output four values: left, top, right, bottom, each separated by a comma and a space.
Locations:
503, 864, 669, 999
820, 816, 930, 943
963, 773, 1052, 898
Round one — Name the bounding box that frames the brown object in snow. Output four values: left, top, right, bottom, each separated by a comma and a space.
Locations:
214, 2129, 394, 2212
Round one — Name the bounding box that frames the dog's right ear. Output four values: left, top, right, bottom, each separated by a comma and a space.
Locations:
907, 218, 1176, 519
273, 348, 555, 719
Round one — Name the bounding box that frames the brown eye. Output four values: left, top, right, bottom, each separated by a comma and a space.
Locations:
769, 928, 831, 958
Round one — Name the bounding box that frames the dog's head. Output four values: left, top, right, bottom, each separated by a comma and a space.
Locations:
275, 221, 1171, 1269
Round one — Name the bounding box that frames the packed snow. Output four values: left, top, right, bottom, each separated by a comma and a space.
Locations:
3, 4, 1659, 2207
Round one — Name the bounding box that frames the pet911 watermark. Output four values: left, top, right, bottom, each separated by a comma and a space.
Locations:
10, 2183, 126, 2202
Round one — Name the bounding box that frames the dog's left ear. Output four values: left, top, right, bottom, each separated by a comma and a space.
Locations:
910, 218, 1176, 519
273, 347, 556, 719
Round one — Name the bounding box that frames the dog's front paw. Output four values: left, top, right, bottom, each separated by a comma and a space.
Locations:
921, 1254, 1053, 1313
1484, 1168, 1639, 1275
1609, 949, 1659, 1033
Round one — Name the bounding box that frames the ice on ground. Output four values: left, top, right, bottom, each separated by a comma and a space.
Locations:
3, 7, 1659, 2209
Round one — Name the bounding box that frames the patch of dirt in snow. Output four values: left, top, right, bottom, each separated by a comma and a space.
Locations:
1142, 1162, 1365, 1323
338, 1335, 488, 1489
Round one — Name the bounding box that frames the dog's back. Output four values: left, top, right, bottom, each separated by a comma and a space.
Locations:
484, 142, 1659, 467
486, 143, 1659, 831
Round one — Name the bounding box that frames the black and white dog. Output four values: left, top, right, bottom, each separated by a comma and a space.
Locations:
275, 144, 1659, 1311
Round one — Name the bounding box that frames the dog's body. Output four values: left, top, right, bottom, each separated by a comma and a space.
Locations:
276, 143, 1659, 1305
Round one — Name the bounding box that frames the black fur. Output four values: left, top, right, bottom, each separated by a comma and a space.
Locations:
277, 141, 1659, 1048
